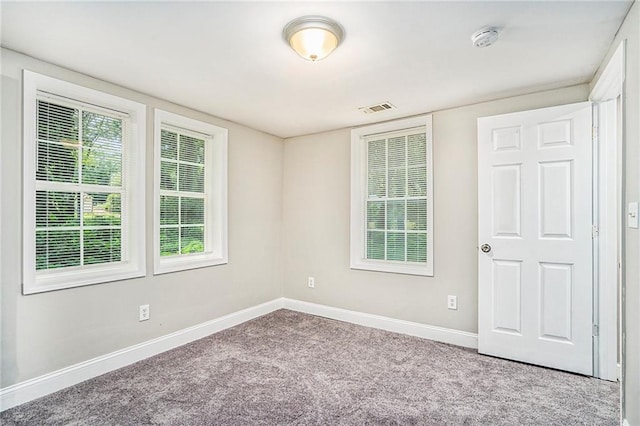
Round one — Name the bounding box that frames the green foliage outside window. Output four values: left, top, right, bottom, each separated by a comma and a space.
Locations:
35, 99, 124, 270
365, 131, 428, 263
159, 129, 206, 257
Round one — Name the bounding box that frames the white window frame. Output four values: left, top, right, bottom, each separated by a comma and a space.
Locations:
22, 70, 146, 294
153, 109, 228, 275
350, 115, 434, 276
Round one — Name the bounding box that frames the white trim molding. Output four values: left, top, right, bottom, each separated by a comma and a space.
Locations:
153, 108, 228, 275
22, 70, 147, 294
590, 40, 625, 102
283, 298, 478, 349
0, 298, 284, 412
0, 298, 477, 412
350, 115, 434, 276
590, 40, 625, 383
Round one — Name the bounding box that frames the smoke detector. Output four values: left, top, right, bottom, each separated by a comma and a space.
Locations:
471, 27, 500, 48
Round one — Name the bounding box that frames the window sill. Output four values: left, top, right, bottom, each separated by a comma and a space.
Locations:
154, 253, 228, 275
24, 262, 146, 295
350, 259, 433, 277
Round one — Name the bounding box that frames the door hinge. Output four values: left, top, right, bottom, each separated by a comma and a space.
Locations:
593, 324, 599, 336
592, 225, 599, 239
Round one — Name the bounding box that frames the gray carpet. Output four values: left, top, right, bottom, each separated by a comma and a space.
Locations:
0, 309, 619, 425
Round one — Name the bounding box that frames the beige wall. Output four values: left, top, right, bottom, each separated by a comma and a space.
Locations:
592, 2, 640, 423
282, 85, 589, 334
0, 48, 284, 387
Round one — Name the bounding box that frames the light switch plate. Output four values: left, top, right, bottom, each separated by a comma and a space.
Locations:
628, 202, 639, 229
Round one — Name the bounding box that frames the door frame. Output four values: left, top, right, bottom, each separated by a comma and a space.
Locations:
589, 40, 625, 382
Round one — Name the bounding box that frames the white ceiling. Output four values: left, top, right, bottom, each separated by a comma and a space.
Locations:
1, 1, 632, 138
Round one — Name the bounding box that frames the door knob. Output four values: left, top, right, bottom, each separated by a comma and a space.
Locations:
481, 244, 491, 253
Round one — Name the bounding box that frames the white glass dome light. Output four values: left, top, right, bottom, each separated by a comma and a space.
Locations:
283, 16, 345, 61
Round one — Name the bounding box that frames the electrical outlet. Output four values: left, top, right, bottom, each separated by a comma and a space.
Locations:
139, 304, 150, 321
447, 295, 457, 310
307, 276, 315, 288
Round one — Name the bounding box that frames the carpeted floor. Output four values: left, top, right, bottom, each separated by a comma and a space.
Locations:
1, 309, 619, 425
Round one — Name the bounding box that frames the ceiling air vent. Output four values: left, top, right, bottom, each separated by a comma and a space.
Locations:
358, 102, 395, 114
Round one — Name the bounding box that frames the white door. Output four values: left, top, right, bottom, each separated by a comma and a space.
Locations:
477, 102, 593, 375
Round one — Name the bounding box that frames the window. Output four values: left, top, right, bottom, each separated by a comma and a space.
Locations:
350, 115, 433, 276
23, 70, 146, 294
154, 109, 227, 274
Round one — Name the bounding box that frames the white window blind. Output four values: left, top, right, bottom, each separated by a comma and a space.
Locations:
154, 109, 228, 275
350, 115, 433, 276
23, 70, 146, 294
365, 127, 428, 263
159, 127, 207, 256
35, 97, 125, 270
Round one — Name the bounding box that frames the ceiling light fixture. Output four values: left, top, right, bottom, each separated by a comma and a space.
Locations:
283, 16, 344, 61
471, 27, 501, 48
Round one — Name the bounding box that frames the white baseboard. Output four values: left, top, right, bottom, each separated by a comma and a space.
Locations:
0, 298, 284, 412
282, 298, 478, 349
623, 420, 630, 426
1, 297, 477, 412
